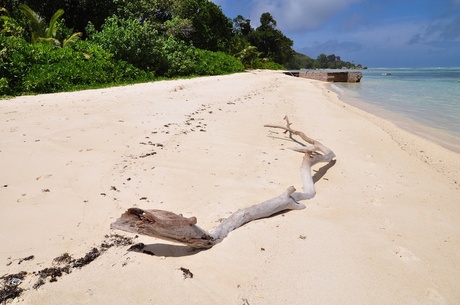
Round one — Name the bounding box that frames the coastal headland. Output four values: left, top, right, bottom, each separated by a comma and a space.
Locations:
1, 70, 459, 304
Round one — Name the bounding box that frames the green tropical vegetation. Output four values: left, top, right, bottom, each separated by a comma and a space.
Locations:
0, 0, 364, 96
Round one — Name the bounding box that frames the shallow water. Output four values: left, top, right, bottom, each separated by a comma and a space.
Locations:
331, 68, 460, 152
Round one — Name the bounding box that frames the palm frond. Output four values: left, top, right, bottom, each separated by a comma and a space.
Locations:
1, 7, 10, 16
0, 15, 10, 23
46, 9, 64, 38
37, 37, 61, 47
18, 4, 45, 43
62, 32, 82, 47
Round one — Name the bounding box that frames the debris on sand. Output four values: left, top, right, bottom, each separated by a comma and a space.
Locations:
179, 267, 193, 279
2, 234, 135, 302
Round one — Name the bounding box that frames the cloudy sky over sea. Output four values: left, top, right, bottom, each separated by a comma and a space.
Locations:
211, 0, 460, 68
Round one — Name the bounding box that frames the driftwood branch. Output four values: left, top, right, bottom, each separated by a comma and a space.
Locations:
264, 116, 336, 200
111, 117, 336, 249
210, 186, 304, 245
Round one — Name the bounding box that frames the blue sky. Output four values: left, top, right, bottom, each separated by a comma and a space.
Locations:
211, 0, 460, 67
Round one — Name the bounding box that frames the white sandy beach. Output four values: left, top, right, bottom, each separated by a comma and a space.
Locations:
1, 70, 459, 304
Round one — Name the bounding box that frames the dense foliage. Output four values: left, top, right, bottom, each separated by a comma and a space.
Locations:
0, 35, 151, 95
0, 0, 363, 96
86, 15, 243, 77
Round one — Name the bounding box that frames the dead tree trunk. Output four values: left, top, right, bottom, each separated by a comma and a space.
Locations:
111, 117, 336, 249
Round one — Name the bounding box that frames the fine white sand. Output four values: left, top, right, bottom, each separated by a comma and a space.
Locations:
1, 70, 459, 305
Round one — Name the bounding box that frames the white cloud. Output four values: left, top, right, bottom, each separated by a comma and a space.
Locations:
251, 0, 363, 31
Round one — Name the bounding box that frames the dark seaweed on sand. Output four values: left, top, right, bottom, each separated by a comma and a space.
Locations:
1, 234, 135, 303
1, 271, 27, 304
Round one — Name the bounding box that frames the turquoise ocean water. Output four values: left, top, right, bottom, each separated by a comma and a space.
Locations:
331, 68, 460, 152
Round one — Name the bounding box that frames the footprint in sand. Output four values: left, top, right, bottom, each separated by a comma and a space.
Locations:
364, 170, 376, 177
371, 198, 383, 207
379, 218, 393, 230
17, 193, 29, 203
392, 245, 420, 262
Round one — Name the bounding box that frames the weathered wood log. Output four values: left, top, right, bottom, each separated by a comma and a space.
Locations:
111, 117, 336, 249
110, 208, 214, 249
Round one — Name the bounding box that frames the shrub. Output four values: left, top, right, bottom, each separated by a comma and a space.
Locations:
0, 36, 29, 95
140, 35, 245, 77
193, 49, 245, 75
87, 16, 165, 73
161, 37, 199, 77
0, 36, 152, 95
0, 77, 9, 93
87, 16, 245, 77
252, 59, 286, 70
22, 41, 152, 93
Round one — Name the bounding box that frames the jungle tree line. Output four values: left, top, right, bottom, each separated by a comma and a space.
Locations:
2, 0, 294, 67
1, 0, 362, 96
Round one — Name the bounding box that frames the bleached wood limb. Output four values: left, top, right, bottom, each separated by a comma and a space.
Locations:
210, 186, 304, 244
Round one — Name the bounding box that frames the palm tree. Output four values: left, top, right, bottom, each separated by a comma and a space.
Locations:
18, 4, 81, 47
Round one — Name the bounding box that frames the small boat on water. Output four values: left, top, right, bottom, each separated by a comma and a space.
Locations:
382, 73, 392, 76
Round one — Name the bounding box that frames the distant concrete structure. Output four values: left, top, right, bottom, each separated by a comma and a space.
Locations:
285, 70, 363, 83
